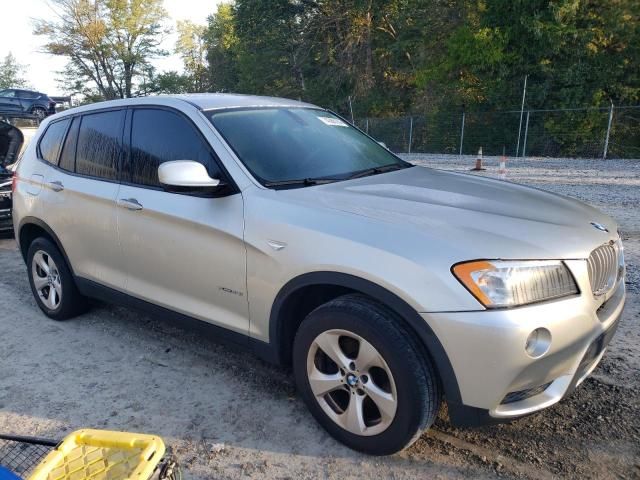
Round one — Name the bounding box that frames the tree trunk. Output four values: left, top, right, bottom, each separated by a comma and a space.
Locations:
124, 63, 133, 98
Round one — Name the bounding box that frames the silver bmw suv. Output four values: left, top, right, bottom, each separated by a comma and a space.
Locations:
12, 95, 625, 455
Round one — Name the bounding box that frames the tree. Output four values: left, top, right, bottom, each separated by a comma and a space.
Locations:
175, 20, 209, 92
232, 0, 311, 97
146, 70, 194, 94
0, 53, 30, 89
204, 2, 239, 92
34, 0, 170, 99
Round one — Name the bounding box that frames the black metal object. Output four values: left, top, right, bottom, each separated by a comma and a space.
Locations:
0, 434, 57, 477
501, 381, 553, 405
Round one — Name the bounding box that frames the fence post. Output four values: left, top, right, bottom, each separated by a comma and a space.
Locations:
459, 111, 465, 157
603, 102, 614, 160
408, 116, 413, 154
515, 75, 528, 158
365, 117, 369, 134
348, 96, 354, 124
522, 110, 530, 159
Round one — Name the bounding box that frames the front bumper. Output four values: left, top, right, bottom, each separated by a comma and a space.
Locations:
424, 259, 625, 423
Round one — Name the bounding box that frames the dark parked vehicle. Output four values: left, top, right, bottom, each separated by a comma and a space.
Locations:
0, 89, 56, 120
0, 167, 12, 233
0, 112, 39, 233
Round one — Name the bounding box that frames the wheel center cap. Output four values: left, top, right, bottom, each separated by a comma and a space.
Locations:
346, 374, 358, 387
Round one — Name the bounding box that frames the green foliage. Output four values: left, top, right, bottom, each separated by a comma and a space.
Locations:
34, 0, 170, 99
145, 70, 194, 94
0, 53, 30, 89
176, 20, 209, 92
204, 2, 239, 92
200, 0, 638, 118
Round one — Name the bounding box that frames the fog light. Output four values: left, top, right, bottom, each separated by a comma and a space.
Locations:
525, 328, 551, 358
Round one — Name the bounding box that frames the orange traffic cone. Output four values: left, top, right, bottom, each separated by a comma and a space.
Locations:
470, 147, 485, 171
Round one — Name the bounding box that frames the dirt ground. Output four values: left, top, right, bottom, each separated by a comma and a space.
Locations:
1, 156, 639, 479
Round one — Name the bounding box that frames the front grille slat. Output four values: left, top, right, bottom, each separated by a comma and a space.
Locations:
587, 244, 618, 296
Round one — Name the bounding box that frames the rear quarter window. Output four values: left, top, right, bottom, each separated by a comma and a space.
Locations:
38, 118, 70, 165
58, 116, 80, 172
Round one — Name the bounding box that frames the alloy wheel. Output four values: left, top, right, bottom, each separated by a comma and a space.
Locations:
32, 107, 47, 120
306, 329, 398, 436
31, 250, 62, 310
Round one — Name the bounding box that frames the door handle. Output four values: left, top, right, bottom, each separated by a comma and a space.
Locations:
47, 181, 64, 192
117, 198, 143, 211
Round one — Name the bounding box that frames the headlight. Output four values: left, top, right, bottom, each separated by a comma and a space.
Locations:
452, 260, 578, 308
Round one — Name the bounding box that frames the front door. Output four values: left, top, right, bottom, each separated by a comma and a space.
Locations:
116, 107, 248, 335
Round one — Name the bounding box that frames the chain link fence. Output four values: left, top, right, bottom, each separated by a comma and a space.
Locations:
355, 106, 640, 159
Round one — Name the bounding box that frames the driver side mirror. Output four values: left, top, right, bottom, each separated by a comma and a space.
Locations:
158, 160, 224, 193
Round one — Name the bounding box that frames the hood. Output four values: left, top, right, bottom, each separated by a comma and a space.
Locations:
281, 166, 618, 259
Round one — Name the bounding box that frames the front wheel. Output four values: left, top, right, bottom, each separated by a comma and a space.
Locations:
293, 294, 440, 455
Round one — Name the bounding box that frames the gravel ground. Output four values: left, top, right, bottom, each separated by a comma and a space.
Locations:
1, 155, 639, 479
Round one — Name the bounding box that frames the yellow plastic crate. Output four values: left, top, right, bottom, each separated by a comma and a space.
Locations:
28, 429, 166, 480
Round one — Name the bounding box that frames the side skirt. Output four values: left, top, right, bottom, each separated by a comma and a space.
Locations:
74, 277, 279, 365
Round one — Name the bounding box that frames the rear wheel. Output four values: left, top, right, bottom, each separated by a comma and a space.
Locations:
31, 106, 47, 120
293, 294, 440, 455
27, 237, 88, 320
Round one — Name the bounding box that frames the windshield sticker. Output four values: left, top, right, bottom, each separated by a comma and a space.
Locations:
318, 116, 349, 127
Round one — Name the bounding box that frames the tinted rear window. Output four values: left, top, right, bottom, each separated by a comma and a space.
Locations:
58, 116, 80, 172
76, 110, 124, 181
38, 119, 70, 165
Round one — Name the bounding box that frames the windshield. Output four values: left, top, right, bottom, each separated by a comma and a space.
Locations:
207, 107, 410, 187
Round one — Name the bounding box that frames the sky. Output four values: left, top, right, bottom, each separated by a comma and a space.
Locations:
0, 0, 222, 96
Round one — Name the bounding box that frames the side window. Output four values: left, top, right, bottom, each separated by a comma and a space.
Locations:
38, 118, 70, 165
76, 110, 124, 181
58, 116, 80, 172
130, 108, 221, 187
17, 90, 38, 99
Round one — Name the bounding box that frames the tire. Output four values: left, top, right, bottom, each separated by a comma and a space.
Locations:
27, 237, 88, 320
293, 294, 440, 455
31, 106, 47, 120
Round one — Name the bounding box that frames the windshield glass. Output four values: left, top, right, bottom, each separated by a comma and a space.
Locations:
207, 107, 409, 187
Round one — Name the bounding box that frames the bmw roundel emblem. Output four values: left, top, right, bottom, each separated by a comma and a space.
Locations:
590, 222, 609, 233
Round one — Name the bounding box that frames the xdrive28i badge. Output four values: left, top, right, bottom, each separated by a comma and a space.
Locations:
590, 222, 609, 233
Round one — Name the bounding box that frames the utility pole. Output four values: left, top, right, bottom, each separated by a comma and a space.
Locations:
515, 75, 528, 158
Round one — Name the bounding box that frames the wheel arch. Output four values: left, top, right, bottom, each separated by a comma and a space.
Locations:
18, 217, 75, 276
269, 271, 462, 404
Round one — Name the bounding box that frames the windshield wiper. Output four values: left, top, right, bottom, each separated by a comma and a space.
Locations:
263, 163, 410, 188
346, 163, 408, 180
263, 177, 339, 188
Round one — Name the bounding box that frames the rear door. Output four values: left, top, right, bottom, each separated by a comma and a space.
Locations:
116, 107, 248, 335
39, 109, 126, 289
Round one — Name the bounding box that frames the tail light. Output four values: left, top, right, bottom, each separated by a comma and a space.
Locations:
11, 173, 18, 194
